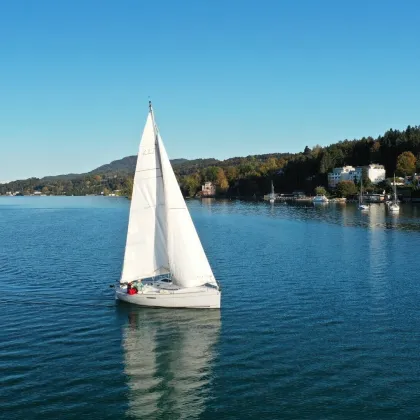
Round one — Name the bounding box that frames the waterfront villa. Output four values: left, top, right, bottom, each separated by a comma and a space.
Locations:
201, 181, 216, 197
328, 164, 386, 188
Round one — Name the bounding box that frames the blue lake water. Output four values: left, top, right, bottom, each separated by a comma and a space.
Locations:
1, 197, 420, 419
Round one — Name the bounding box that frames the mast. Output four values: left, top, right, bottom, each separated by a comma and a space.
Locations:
120, 102, 169, 283
149, 101, 157, 140
394, 174, 397, 204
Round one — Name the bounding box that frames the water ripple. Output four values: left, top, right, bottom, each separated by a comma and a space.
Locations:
1, 197, 420, 419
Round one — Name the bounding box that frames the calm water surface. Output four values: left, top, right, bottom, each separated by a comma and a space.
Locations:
1, 197, 420, 419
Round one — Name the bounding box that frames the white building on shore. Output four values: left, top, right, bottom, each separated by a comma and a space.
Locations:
328, 164, 385, 188
201, 182, 216, 197
366, 164, 386, 184
328, 166, 360, 188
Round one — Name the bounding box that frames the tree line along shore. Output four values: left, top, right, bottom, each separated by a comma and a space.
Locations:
2, 125, 420, 200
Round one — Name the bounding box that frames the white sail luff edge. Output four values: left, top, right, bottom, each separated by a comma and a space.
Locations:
120, 104, 169, 283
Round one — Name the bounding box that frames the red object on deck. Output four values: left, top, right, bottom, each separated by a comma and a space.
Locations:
127, 288, 137, 295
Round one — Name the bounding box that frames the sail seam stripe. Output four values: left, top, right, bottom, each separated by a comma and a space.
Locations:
135, 168, 161, 173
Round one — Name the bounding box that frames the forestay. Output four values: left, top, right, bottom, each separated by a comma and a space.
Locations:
157, 133, 217, 288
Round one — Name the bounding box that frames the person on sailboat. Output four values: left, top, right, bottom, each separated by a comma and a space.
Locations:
127, 282, 138, 295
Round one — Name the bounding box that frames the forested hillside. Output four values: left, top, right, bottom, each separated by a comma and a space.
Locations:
1, 125, 420, 197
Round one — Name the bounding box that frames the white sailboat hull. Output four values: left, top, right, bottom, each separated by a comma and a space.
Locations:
115, 286, 221, 309
389, 205, 400, 213
313, 195, 329, 203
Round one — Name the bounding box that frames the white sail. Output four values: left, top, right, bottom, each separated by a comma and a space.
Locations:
120, 112, 169, 283
121, 104, 216, 289
157, 133, 217, 288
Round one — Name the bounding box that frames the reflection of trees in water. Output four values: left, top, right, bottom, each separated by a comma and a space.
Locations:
121, 308, 221, 419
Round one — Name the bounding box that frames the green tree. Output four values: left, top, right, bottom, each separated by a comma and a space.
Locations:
370, 141, 381, 162
319, 151, 333, 174
311, 145, 323, 159
336, 180, 357, 198
361, 167, 371, 188
314, 186, 327, 196
225, 166, 238, 184
121, 177, 133, 198
238, 161, 256, 178
183, 175, 201, 197
416, 153, 420, 172
204, 166, 219, 182
396, 151, 416, 176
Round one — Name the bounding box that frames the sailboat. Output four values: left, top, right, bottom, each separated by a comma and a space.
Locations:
269, 181, 275, 203
115, 102, 221, 308
389, 174, 400, 213
358, 178, 369, 211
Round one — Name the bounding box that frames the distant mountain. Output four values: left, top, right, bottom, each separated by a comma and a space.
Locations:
40, 155, 138, 181
89, 155, 138, 175
39, 156, 211, 182
41, 173, 85, 182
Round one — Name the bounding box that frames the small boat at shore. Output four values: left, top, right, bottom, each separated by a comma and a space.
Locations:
358, 179, 369, 211
389, 174, 400, 213
313, 194, 329, 203
269, 181, 275, 203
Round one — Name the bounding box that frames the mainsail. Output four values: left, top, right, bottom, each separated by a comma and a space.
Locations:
121, 103, 217, 288
120, 109, 169, 283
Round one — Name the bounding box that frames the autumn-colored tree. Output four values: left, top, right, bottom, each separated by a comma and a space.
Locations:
259, 157, 278, 176
396, 151, 416, 176
265, 157, 278, 171
93, 175, 102, 182
215, 168, 229, 192
276, 158, 287, 168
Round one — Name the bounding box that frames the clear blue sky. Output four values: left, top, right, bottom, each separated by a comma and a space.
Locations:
1, 0, 420, 180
